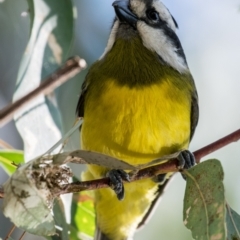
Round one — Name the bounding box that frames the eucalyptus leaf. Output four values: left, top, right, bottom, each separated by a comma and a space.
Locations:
0, 149, 24, 175
3, 163, 55, 236
50, 150, 136, 170
11, 0, 74, 237
52, 198, 70, 239
13, 0, 74, 161
183, 159, 226, 240
2, 152, 72, 236
226, 204, 240, 240
137, 151, 181, 168
71, 192, 95, 239
45, 118, 83, 155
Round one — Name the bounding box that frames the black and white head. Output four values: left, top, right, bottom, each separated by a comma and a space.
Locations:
101, 0, 188, 73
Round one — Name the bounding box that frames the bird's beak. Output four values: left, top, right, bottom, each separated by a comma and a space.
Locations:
112, 0, 138, 28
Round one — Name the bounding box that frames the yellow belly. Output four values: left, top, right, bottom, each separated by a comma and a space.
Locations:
82, 79, 191, 166
81, 78, 191, 239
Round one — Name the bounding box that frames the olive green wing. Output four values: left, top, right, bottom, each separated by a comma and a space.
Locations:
189, 89, 199, 141
76, 80, 88, 117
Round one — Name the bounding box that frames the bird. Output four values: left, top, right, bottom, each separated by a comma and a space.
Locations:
76, 0, 199, 239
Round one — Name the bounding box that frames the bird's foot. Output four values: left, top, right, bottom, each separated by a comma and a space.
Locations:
177, 150, 196, 179
106, 169, 130, 201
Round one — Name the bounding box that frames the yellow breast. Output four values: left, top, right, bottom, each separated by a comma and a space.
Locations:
80, 71, 193, 239
81, 77, 191, 167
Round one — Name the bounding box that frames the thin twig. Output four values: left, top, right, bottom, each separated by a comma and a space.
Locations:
0, 56, 87, 127
55, 128, 240, 196
4, 225, 16, 240
19, 231, 26, 240
194, 129, 240, 162
54, 159, 178, 196
0, 139, 14, 149
0, 186, 4, 198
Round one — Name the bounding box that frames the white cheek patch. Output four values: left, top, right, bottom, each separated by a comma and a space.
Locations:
100, 20, 119, 60
152, 1, 177, 31
137, 21, 188, 73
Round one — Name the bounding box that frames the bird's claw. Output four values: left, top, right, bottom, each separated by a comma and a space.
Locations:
106, 169, 130, 201
177, 150, 196, 179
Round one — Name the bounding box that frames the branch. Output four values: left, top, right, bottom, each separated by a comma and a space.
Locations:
55, 128, 240, 196
194, 129, 240, 162
1, 128, 240, 199
0, 186, 4, 198
53, 158, 179, 196
0, 56, 87, 127
0, 139, 14, 149
4, 225, 16, 240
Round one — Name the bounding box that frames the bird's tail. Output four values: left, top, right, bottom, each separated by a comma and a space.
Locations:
93, 178, 172, 240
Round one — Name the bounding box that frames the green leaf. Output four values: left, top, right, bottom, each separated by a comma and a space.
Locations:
0, 149, 24, 175
183, 159, 226, 240
13, 0, 74, 162
7, 0, 74, 238
52, 198, 70, 240
3, 152, 73, 237
19, 0, 74, 82
52, 150, 136, 170
71, 192, 95, 239
226, 204, 240, 240
3, 162, 56, 236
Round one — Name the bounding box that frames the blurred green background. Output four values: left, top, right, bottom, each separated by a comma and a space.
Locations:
1, 0, 240, 239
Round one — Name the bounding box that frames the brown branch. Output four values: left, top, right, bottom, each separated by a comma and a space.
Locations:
0, 186, 4, 198
55, 128, 240, 196
0, 56, 87, 127
1, 128, 240, 199
19, 231, 26, 240
194, 129, 240, 162
54, 159, 178, 196
4, 225, 16, 240
0, 139, 14, 149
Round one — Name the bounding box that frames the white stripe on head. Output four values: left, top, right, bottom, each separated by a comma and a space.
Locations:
130, 0, 176, 31
152, 0, 177, 31
137, 21, 187, 73
100, 0, 188, 73
130, 0, 188, 73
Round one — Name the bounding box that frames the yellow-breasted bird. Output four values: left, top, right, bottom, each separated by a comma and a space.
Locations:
76, 0, 199, 239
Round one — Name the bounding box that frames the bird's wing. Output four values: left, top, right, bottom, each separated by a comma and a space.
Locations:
189, 89, 199, 141
76, 80, 88, 117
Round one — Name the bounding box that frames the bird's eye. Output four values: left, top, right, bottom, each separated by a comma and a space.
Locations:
146, 10, 159, 22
